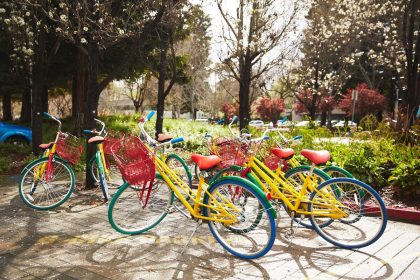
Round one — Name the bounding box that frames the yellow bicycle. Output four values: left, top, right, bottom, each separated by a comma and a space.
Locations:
107, 112, 277, 259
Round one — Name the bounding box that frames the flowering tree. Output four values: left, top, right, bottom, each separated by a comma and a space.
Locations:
221, 102, 239, 120
301, 0, 419, 128
338, 83, 388, 121
253, 96, 285, 122
216, 0, 307, 129
294, 88, 336, 119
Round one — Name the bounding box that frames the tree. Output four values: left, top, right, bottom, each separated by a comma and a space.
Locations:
221, 102, 239, 120
253, 96, 285, 122
216, 0, 305, 129
178, 4, 212, 120
338, 83, 388, 122
124, 72, 151, 114
309, 0, 419, 128
294, 89, 336, 122
0, 1, 62, 154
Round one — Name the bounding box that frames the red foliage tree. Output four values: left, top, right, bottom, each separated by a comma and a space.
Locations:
254, 97, 285, 122
221, 102, 239, 119
338, 83, 388, 120
294, 89, 336, 116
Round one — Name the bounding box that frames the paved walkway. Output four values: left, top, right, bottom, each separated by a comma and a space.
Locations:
1, 176, 419, 280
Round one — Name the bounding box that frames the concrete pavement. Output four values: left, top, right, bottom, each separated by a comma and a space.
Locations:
1, 176, 419, 280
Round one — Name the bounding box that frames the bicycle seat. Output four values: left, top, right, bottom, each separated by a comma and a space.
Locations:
88, 136, 105, 144
39, 142, 54, 149
191, 154, 222, 170
271, 148, 295, 160
301, 149, 330, 165
158, 133, 173, 143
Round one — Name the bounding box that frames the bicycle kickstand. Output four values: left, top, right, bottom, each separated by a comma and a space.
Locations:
180, 220, 203, 254
285, 211, 296, 243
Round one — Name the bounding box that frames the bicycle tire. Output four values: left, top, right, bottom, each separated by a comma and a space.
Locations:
108, 176, 174, 235
96, 152, 110, 201
308, 178, 387, 249
322, 166, 354, 178
89, 155, 123, 188
202, 177, 276, 259
19, 156, 75, 210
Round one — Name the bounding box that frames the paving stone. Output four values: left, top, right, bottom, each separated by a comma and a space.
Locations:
0, 183, 419, 279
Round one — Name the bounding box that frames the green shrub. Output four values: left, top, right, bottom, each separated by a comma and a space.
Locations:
389, 159, 420, 189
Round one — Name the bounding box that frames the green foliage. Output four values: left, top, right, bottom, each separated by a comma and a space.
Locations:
389, 159, 420, 189
359, 114, 379, 131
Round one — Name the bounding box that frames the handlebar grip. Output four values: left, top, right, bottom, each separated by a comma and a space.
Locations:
281, 116, 288, 124
232, 116, 237, 123
146, 111, 155, 121
83, 130, 92, 134
263, 135, 270, 140
293, 135, 303, 140
43, 112, 53, 119
170, 137, 184, 144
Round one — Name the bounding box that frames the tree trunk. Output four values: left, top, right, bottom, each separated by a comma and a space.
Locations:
238, 57, 251, 130
2, 92, 13, 121
20, 88, 31, 122
85, 42, 100, 189
31, 27, 48, 156
156, 35, 168, 138
73, 47, 89, 135
42, 84, 48, 113
320, 109, 327, 126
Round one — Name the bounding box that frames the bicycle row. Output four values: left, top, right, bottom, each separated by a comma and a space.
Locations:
18, 111, 388, 259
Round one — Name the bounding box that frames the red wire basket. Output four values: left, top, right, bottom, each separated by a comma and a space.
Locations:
56, 133, 83, 165
103, 136, 120, 155
110, 136, 155, 186
111, 136, 155, 208
264, 152, 281, 170
213, 140, 249, 169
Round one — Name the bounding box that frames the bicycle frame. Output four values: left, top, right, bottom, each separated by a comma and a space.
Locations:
138, 114, 244, 225
243, 156, 348, 219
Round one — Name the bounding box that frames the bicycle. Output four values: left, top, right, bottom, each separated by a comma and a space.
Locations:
19, 113, 82, 210
19, 113, 113, 210
108, 111, 277, 259
87, 118, 124, 191
213, 133, 387, 248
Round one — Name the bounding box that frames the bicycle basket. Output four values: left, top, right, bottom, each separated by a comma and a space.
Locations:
103, 136, 119, 155
110, 136, 155, 186
56, 133, 83, 165
214, 140, 249, 169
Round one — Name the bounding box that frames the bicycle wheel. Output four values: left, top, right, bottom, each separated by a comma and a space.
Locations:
19, 157, 75, 210
202, 178, 276, 259
209, 165, 243, 184
308, 178, 387, 249
96, 154, 110, 201
284, 166, 332, 228
108, 176, 174, 235
89, 155, 123, 188
165, 154, 192, 187
323, 166, 354, 178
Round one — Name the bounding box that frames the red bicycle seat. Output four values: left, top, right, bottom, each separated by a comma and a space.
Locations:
191, 154, 221, 170
39, 142, 54, 149
301, 149, 330, 165
88, 136, 105, 144
272, 148, 295, 159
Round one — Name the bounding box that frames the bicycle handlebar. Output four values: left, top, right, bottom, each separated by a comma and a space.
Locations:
170, 137, 184, 144
146, 111, 155, 122
138, 111, 183, 148
42, 112, 62, 132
